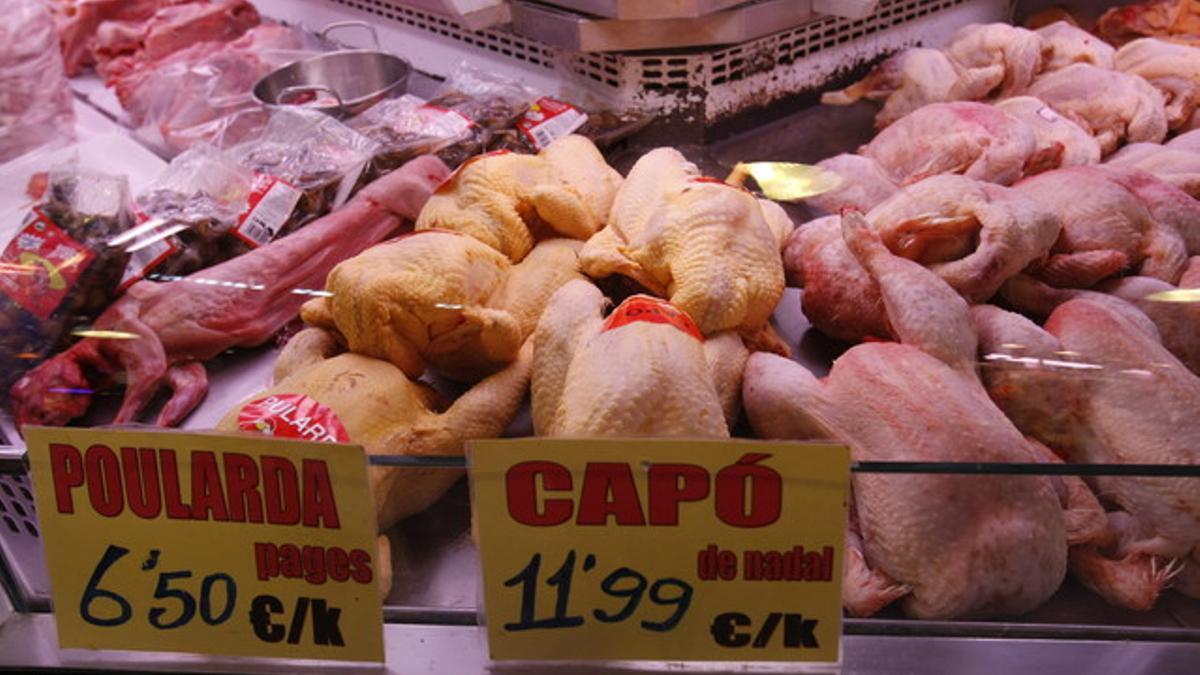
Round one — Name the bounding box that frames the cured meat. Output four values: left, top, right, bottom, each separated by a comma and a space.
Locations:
9, 155, 450, 429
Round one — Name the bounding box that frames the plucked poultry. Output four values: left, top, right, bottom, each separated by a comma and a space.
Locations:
1011, 166, 1198, 286
415, 135, 622, 262
1107, 142, 1200, 197
805, 154, 899, 214
219, 339, 532, 532
1098, 275, 1200, 374
531, 280, 746, 438
1097, 0, 1200, 46
1026, 64, 1169, 155
9, 155, 450, 428
1115, 38, 1200, 130
981, 277, 1200, 609
820, 48, 961, 129
943, 23, 1044, 100
746, 213, 1069, 619
579, 148, 792, 348
1169, 128, 1200, 151
299, 232, 583, 382
786, 175, 1059, 341
1036, 21, 1116, 71
860, 102, 1038, 186
995, 96, 1102, 169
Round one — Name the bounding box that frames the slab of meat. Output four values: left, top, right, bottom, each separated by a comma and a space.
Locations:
995, 96, 1102, 169
860, 102, 1038, 186
48, 0, 186, 75
1115, 38, 1200, 131
94, 0, 260, 82
1108, 142, 1200, 197
9, 155, 450, 429
1027, 64, 1169, 155
747, 213, 1069, 619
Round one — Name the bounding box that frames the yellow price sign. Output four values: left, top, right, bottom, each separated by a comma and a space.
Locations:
24, 427, 384, 662
470, 439, 850, 663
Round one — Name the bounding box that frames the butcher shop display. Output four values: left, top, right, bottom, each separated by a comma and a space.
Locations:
0, 0, 75, 163
5, 1, 1200, 642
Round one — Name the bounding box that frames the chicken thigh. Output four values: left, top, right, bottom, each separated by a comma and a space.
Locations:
531, 280, 746, 437
860, 102, 1038, 186
415, 135, 622, 261
580, 148, 791, 347
1115, 38, 1200, 131
1027, 64, 1168, 155
748, 213, 1068, 619
301, 231, 583, 381
995, 96, 1102, 169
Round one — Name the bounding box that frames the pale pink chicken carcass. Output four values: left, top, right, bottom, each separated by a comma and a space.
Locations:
1168, 128, 1200, 152
1027, 64, 1169, 155
9, 155, 450, 428
995, 96, 1102, 170
785, 175, 1059, 341
860, 102, 1039, 186
1012, 166, 1200, 286
981, 277, 1200, 609
1108, 142, 1200, 197
821, 48, 961, 129
944, 23, 1045, 100
1036, 21, 1116, 71
1115, 38, 1200, 131
805, 154, 898, 214
748, 213, 1069, 619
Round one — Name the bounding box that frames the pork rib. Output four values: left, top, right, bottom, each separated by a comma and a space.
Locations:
10, 155, 450, 428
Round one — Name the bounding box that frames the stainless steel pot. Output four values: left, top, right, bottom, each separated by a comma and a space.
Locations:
252, 22, 411, 118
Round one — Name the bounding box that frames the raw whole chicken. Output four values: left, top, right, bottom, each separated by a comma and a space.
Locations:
1098, 0, 1200, 47
982, 277, 1200, 609
299, 232, 583, 382
1098, 275, 1200, 374
1026, 63, 1169, 155
821, 48, 961, 129
995, 96, 1102, 169
1107, 142, 1200, 196
415, 135, 621, 261
747, 213, 1069, 619
1115, 38, 1200, 131
1014, 166, 1200, 286
1169, 128, 1200, 151
943, 23, 1045, 100
9, 155, 450, 428
1036, 21, 1117, 71
786, 175, 1059, 341
860, 102, 1038, 186
579, 148, 792, 348
805, 154, 898, 214
531, 280, 746, 437
218, 340, 532, 532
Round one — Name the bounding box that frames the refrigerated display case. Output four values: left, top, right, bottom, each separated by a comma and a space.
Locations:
4, 0, 1200, 672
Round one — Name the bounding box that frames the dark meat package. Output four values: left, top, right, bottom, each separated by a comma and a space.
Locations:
119, 144, 255, 288
224, 108, 380, 248
489, 97, 655, 154
416, 61, 538, 168
0, 170, 134, 388
349, 94, 476, 176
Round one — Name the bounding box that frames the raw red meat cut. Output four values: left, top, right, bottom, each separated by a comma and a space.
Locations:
9, 155, 451, 429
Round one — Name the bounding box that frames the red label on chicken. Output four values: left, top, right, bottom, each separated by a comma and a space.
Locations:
233, 173, 303, 248
237, 394, 351, 444
434, 150, 512, 195
0, 210, 97, 320
517, 97, 588, 150
602, 296, 704, 340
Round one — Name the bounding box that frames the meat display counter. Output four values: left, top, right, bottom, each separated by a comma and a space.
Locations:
4, 0, 1200, 672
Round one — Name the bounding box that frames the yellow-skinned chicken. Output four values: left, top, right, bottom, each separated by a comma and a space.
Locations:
579, 148, 793, 349
300, 231, 584, 381
414, 135, 622, 261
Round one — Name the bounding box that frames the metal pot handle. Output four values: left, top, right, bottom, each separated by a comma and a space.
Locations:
279, 84, 347, 113
319, 20, 382, 50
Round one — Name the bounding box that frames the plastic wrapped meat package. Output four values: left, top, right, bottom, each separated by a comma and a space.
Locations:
120, 144, 256, 288
349, 94, 479, 176
0, 169, 134, 389
112, 23, 326, 157
416, 61, 538, 167
0, 0, 76, 164
224, 108, 380, 248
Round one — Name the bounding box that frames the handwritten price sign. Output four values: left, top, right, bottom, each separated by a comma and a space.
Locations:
470, 439, 850, 662
24, 427, 384, 662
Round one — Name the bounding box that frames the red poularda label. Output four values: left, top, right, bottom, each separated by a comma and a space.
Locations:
233, 173, 303, 248
602, 295, 703, 340
434, 149, 512, 194
0, 210, 97, 319
517, 97, 588, 151
237, 394, 351, 444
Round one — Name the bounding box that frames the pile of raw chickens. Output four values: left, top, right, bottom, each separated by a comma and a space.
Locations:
12, 15, 1200, 620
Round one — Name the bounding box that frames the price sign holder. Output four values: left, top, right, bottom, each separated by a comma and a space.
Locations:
24, 426, 384, 663
469, 438, 850, 666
